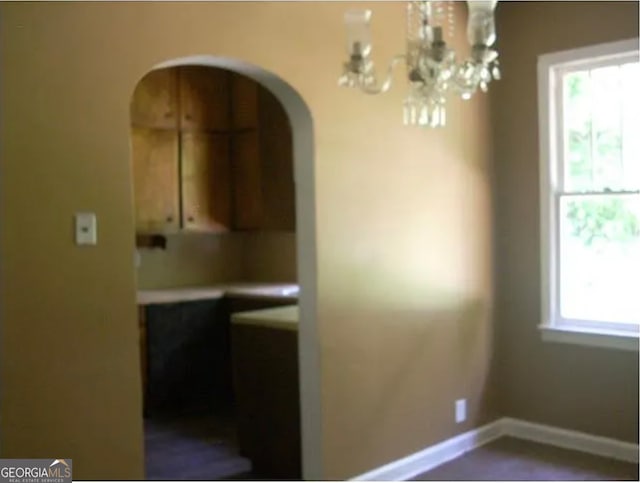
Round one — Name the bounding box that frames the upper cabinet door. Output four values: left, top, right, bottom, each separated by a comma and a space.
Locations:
131, 127, 180, 234
231, 73, 259, 130
232, 131, 264, 230
181, 131, 232, 232
131, 69, 179, 130
258, 88, 296, 231
179, 66, 230, 131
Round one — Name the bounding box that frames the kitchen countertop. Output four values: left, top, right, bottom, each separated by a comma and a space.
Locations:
137, 283, 299, 305
231, 305, 299, 331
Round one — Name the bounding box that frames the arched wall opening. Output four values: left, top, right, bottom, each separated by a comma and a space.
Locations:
131, 55, 322, 479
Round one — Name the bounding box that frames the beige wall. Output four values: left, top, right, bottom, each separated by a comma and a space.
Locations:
492, 1, 639, 443
0, 2, 494, 479
136, 232, 296, 289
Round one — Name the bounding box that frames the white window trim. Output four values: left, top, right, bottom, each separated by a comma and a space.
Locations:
537, 38, 640, 352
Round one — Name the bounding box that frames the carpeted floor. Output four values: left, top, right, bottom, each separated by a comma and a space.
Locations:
145, 420, 637, 482
144, 411, 253, 481
413, 436, 639, 481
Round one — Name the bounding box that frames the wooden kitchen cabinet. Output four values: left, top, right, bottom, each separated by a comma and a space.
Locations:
258, 88, 296, 231
231, 321, 301, 479
131, 66, 295, 235
231, 73, 259, 130
231, 88, 296, 231
131, 127, 180, 234
143, 299, 228, 415
131, 68, 179, 130
181, 132, 232, 232
232, 131, 263, 230
138, 306, 148, 414
132, 128, 232, 234
179, 66, 230, 131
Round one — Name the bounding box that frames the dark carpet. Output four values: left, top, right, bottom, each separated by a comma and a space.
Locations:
145, 419, 638, 482
144, 411, 254, 481
413, 436, 639, 481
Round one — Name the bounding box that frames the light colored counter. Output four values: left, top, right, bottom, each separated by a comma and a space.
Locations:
137, 283, 299, 305
231, 305, 299, 331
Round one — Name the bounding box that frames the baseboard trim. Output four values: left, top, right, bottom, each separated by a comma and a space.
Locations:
502, 418, 639, 464
350, 418, 639, 481
351, 421, 503, 481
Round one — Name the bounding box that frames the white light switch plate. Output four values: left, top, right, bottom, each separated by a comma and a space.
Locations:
75, 212, 97, 245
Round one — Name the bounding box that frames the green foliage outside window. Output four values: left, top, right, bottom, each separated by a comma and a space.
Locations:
564, 70, 639, 247
567, 198, 639, 246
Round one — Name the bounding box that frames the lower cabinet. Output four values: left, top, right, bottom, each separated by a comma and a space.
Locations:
142, 298, 228, 415
138, 295, 301, 479
138, 306, 148, 412
139, 296, 297, 416
231, 322, 301, 480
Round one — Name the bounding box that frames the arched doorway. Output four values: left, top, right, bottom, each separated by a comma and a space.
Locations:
131, 56, 321, 480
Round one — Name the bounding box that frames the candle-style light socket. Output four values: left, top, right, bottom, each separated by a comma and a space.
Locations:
344, 9, 373, 58
467, 0, 497, 47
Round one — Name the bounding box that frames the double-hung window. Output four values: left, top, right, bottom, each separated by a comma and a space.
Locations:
538, 38, 640, 351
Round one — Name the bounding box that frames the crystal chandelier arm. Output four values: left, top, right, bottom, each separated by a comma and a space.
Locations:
358, 55, 407, 95
338, 1, 501, 128
449, 51, 500, 99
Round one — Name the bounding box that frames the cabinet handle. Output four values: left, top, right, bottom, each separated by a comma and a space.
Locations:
166, 216, 174, 223
187, 216, 194, 223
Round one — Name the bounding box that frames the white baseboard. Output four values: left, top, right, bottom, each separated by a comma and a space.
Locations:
502, 417, 639, 464
351, 421, 503, 481
350, 418, 639, 481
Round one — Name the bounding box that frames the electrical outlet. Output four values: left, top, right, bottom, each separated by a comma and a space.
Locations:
455, 399, 466, 423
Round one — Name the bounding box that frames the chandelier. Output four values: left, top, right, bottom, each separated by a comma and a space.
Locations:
338, 1, 500, 128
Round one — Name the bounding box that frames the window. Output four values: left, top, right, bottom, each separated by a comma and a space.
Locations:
538, 38, 640, 351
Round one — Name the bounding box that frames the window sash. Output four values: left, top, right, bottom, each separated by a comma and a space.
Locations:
557, 61, 640, 194
550, 192, 640, 327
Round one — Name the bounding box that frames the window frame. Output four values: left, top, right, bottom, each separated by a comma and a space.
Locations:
537, 38, 640, 352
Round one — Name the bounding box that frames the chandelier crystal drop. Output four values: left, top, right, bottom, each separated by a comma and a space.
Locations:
338, 1, 500, 128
